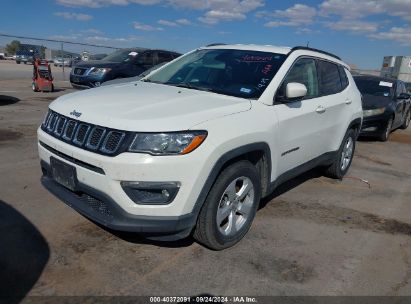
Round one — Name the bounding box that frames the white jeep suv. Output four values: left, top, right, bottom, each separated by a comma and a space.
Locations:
38, 44, 362, 250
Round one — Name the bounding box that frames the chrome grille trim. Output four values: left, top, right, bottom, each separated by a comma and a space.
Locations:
73, 123, 91, 146
85, 127, 106, 150
62, 120, 78, 141
54, 117, 67, 136
100, 131, 126, 154
41, 110, 128, 156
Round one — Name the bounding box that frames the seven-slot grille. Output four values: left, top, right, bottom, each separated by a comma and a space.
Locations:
42, 110, 128, 156
73, 67, 88, 76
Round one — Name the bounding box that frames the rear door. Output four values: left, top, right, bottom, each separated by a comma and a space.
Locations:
393, 81, 406, 128
315, 60, 351, 152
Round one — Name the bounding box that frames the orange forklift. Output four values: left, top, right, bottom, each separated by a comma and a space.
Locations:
32, 58, 54, 92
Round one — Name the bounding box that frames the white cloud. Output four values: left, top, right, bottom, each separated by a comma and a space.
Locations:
262, 4, 316, 28
326, 20, 379, 33
274, 4, 316, 25
175, 18, 191, 25
320, 0, 411, 21
158, 19, 178, 27
369, 27, 411, 45
133, 21, 163, 31
157, 18, 192, 27
54, 12, 93, 21
56, 0, 161, 8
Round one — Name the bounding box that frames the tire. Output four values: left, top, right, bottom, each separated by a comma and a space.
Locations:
16, 61, 20, 64
380, 117, 393, 142
400, 110, 410, 130
193, 160, 261, 250
324, 128, 356, 179
51, 84, 54, 92
32, 83, 38, 92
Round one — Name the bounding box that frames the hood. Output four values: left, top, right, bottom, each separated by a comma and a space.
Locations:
50, 82, 252, 132
362, 94, 392, 110
74, 60, 121, 69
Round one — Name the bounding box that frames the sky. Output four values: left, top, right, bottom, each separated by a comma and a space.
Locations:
1, 0, 411, 69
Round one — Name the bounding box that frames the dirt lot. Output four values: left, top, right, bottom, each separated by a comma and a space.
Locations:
1, 61, 411, 299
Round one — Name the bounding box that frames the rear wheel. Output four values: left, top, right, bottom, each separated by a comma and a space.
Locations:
380, 117, 393, 142
324, 128, 356, 179
400, 110, 410, 130
194, 161, 261, 250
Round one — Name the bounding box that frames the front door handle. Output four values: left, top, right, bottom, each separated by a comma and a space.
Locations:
316, 105, 326, 114
345, 99, 352, 105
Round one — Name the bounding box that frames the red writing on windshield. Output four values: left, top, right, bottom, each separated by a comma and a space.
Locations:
241, 55, 272, 62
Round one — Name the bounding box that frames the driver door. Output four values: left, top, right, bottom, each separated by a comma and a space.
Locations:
273, 57, 326, 175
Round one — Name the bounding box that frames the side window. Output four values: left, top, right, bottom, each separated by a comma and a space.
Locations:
280, 58, 319, 98
157, 52, 172, 64
136, 52, 154, 65
395, 82, 403, 97
338, 65, 349, 90
318, 60, 342, 96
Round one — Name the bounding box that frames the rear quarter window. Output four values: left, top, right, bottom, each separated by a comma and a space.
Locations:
338, 65, 349, 90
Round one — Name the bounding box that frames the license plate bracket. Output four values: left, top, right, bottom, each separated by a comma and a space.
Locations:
50, 157, 78, 191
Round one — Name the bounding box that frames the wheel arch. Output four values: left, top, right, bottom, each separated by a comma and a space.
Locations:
191, 142, 272, 219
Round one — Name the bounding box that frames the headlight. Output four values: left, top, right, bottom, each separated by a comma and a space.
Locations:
88, 67, 111, 76
128, 131, 207, 155
363, 108, 386, 117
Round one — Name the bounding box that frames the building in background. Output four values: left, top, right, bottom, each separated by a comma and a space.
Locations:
380, 56, 411, 87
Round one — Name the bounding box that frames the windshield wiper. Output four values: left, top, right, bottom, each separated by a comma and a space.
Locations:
171, 82, 215, 93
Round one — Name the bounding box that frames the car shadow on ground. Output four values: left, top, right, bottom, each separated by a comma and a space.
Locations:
96, 169, 324, 249
259, 168, 323, 210
0, 200, 50, 303
93, 221, 195, 248
0, 95, 20, 106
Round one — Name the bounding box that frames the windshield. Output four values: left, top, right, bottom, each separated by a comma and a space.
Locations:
354, 78, 393, 97
102, 49, 139, 62
146, 49, 286, 99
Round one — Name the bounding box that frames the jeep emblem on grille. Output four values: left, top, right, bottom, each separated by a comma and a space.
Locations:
70, 110, 82, 118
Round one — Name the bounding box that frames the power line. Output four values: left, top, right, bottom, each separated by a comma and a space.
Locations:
0, 33, 120, 49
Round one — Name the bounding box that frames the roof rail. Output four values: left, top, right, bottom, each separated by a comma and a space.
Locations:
290, 46, 341, 60
206, 43, 226, 47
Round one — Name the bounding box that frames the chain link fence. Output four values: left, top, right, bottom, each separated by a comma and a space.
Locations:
0, 34, 119, 80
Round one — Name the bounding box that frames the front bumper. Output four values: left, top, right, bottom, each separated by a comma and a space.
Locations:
360, 112, 391, 136
70, 74, 107, 88
40, 161, 196, 240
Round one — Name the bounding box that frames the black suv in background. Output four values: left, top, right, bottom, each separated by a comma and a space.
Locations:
354, 75, 411, 141
70, 48, 180, 88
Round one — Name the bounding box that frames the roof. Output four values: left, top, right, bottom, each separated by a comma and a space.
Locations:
353, 74, 397, 83
202, 43, 346, 67
202, 44, 292, 55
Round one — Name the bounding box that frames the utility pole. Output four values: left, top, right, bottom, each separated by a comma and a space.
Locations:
61, 42, 65, 80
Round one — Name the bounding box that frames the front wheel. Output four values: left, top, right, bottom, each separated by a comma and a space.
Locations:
400, 110, 410, 130
194, 161, 261, 250
324, 129, 356, 179
380, 117, 393, 142
32, 83, 38, 92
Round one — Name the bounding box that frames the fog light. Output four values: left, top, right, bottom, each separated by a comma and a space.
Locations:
95, 82, 100, 87
121, 181, 180, 205
362, 126, 378, 132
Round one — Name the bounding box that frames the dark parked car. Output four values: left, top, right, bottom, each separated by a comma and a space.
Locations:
15, 50, 38, 64
70, 48, 180, 89
354, 75, 411, 141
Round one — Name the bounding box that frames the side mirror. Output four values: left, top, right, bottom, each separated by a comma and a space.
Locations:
286, 82, 307, 100
397, 92, 410, 100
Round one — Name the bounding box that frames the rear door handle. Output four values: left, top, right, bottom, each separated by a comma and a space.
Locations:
316, 106, 326, 114
345, 99, 352, 105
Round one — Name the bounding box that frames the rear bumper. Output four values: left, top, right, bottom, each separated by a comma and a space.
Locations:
40, 161, 196, 240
